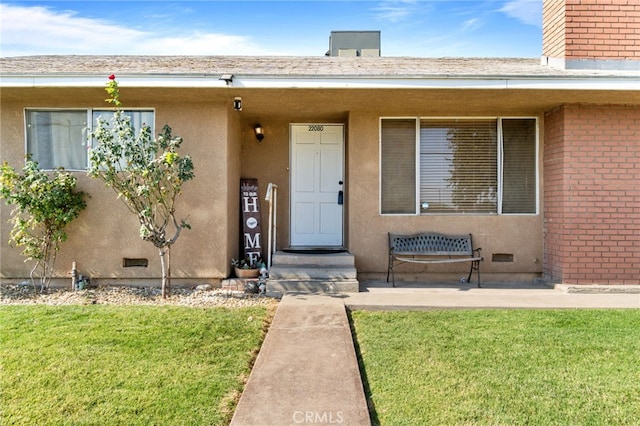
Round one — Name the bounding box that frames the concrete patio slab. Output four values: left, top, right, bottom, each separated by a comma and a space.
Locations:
346, 281, 640, 310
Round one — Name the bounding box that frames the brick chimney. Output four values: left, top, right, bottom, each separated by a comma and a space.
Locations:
542, 0, 640, 70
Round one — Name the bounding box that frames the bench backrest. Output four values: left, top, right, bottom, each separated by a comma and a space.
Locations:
389, 232, 474, 256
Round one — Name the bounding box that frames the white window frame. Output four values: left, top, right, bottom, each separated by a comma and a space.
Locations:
24, 108, 90, 171
379, 116, 539, 216
24, 107, 155, 171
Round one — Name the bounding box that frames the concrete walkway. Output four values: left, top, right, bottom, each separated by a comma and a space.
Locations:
231, 282, 639, 425
230, 293, 370, 426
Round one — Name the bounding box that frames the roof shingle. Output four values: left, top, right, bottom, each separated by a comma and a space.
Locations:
2, 55, 636, 78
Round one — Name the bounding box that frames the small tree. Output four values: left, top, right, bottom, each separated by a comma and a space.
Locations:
0, 159, 87, 292
89, 75, 194, 298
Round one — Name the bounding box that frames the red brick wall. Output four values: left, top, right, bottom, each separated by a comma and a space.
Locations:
542, 0, 566, 58
543, 0, 640, 61
543, 104, 640, 284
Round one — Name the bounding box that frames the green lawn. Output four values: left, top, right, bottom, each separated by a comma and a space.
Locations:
351, 309, 640, 425
1, 305, 272, 425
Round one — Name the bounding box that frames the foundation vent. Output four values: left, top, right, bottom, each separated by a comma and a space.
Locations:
123, 258, 149, 268
492, 253, 514, 263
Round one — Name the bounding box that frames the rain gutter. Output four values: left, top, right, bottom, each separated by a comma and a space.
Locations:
1, 73, 639, 91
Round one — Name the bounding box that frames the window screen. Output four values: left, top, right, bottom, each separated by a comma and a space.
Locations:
380, 119, 416, 214
501, 119, 536, 213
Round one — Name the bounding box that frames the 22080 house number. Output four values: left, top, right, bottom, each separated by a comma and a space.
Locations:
308, 125, 324, 132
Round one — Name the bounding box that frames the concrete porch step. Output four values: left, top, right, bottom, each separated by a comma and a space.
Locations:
269, 265, 357, 281
267, 251, 359, 295
267, 279, 360, 294
272, 251, 355, 266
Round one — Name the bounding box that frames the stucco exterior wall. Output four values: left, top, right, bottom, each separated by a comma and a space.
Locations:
347, 111, 544, 282
239, 117, 292, 256
544, 104, 640, 285
4, 83, 637, 286
231, 108, 545, 282
0, 90, 236, 285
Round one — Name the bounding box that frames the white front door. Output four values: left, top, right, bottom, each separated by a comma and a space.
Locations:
290, 124, 344, 247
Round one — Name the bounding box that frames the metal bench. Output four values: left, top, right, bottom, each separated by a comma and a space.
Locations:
387, 232, 483, 287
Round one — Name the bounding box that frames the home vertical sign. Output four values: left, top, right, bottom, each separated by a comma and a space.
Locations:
240, 178, 262, 266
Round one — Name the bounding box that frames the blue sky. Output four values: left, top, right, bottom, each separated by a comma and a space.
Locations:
1, 1, 543, 58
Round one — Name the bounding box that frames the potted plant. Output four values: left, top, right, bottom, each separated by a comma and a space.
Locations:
231, 257, 262, 278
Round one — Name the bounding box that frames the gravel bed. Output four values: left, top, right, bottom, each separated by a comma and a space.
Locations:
0, 284, 279, 308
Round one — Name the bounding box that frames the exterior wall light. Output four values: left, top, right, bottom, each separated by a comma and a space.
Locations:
233, 97, 242, 111
254, 124, 264, 143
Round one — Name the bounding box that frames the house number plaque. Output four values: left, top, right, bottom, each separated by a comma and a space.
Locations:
240, 178, 262, 265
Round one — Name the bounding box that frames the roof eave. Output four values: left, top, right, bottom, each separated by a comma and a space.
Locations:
1, 74, 639, 91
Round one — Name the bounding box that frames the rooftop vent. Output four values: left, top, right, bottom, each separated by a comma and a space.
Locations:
326, 31, 380, 57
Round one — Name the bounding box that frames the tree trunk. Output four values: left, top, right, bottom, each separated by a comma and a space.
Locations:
159, 246, 172, 299
167, 245, 171, 296
159, 248, 167, 299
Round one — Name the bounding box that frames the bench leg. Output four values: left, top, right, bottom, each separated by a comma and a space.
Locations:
467, 260, 481, 288
392, 266, 395, 287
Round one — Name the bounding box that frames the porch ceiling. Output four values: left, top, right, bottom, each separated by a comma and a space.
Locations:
3, 86, 638, 120
232, 88, 640, 120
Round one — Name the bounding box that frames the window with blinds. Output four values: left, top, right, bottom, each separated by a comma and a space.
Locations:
420, 119, 497, 213
380, 117, 537, 215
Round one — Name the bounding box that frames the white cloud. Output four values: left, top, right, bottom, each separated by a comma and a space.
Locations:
373, 0, 421, 23
461, 18, 482, 32
0, 4, 273, 57
498, 0, 542, 27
